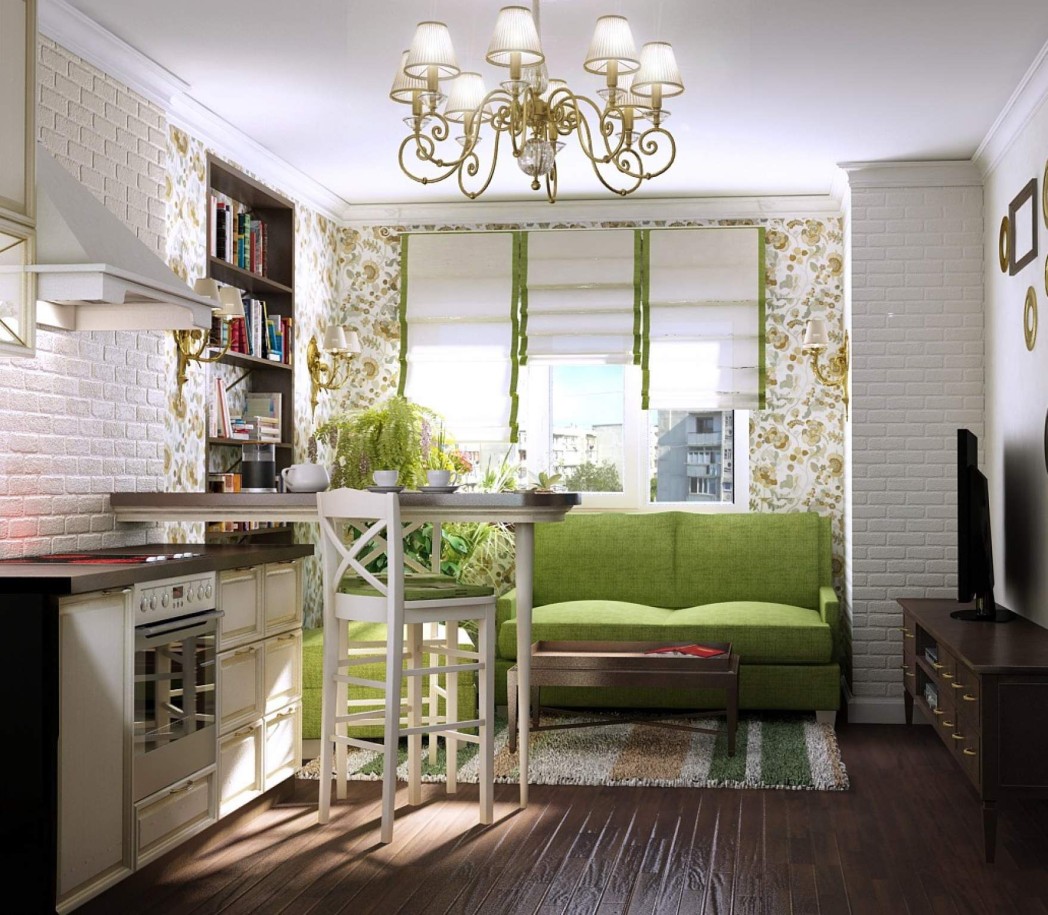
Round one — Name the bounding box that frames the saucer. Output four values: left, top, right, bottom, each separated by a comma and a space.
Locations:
366, 485, 405, 493
418, 485, 461, 493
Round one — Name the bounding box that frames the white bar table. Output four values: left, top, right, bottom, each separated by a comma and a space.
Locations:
110, 489, 580, 807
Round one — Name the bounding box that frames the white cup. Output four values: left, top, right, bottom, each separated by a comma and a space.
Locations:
372, 470, 399, 487
426, 469, 453, 487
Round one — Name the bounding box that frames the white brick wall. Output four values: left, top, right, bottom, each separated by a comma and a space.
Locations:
848, 174, 984, 712
0, 40, 168, 559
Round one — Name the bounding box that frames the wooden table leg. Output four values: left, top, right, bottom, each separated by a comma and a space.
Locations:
727, 679, 738, 757
515, 523, 534, 808
507, 666, 518, 754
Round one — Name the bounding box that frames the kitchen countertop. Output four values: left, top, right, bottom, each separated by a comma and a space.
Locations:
0, 542, 315, 595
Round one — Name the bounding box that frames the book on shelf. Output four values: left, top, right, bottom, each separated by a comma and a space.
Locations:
209, 191, 268, 276
213, 376, 233, 439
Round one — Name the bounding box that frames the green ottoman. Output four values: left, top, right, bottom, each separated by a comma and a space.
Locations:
301, 623, 478, 740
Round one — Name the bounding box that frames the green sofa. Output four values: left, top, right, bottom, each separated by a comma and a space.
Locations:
495, 510, 841, 719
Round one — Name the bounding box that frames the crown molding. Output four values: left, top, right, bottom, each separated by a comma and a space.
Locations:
339, 193, 844, 228
974, 37, 1048, 177
38, 0, 348, 221
838, 159, 982, 189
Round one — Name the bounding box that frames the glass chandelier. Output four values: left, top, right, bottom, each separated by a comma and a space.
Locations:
392, 2, 684, 202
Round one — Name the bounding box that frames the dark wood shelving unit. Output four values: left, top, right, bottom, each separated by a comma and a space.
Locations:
205, 154, 296, 544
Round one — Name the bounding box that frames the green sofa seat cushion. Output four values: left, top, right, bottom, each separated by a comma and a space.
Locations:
497, 600, 833, 665
338, 572, 494, 602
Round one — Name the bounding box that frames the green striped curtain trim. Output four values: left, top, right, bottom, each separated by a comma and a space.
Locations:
508, 232, 521, 443
632, 230, 643, 365
757, 226, 767, 409
396, 233, 409, 397
518, 232, 529, 366
639, 229, 651, 409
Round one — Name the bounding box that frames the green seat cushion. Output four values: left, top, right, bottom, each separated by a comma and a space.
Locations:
497, 600, 832, 665
338, 572, 494, 602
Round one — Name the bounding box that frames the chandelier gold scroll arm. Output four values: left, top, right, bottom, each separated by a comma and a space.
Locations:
611, 123, 677, 181
562, 95, 644, 197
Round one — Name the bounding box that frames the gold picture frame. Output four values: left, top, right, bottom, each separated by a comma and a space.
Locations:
999, 216, 1010, 272
1009, 178, 1039, 275
1025, 286, 1038, 351
1043, 159, 1048, 228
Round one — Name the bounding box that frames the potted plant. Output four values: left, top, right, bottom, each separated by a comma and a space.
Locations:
313, 395, 438, 490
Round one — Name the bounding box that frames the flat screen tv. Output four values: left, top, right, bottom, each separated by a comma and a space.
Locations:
954, 428, 1014, 622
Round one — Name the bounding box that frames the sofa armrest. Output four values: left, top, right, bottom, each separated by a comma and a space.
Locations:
496, 588, 518, 642
819, 585, 840, 656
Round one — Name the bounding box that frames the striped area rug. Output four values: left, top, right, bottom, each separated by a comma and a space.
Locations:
298, 710, 849, 791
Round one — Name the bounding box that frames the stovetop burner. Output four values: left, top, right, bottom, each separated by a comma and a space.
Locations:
3, 551, 204, 565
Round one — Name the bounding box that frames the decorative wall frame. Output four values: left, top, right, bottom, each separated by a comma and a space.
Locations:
999, 216, 1010, 272
1009, 178, 1038, 275
1043, 159, 1048, 228
1024, 285, 1038, 351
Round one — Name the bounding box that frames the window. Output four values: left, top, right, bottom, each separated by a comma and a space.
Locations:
517, 364, 749, 512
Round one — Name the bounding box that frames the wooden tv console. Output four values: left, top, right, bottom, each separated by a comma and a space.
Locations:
897, 597, 1048, 863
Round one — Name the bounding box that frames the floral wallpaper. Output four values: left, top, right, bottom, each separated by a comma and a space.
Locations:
327, 217, 847, 628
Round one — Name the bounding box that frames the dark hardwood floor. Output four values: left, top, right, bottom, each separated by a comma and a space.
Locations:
79, 723, 1048, 914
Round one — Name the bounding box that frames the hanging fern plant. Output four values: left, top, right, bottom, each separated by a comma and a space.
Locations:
314, 396, 440, 490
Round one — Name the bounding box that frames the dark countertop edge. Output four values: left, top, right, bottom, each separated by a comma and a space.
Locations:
109, 491, 583, 507
0, 542, 316, 595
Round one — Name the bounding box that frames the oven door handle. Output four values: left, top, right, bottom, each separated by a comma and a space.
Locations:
137, 609, 224, 641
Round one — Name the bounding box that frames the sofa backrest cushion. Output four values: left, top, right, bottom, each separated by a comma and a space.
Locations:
673, 511, 824, 610
533, 511, 679, 608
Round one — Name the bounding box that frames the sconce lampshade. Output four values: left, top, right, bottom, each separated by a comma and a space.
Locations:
631, 42, 685, 99
486, 6, 544, 69
193, 277, 222, 303
343, 330, 362, 354
215, 286, 245, 319
322, 325, 349, 353
803, 318, 831, 349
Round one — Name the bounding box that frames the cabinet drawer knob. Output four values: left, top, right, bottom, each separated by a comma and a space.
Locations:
942, 720, 955, 728
931, 661, 944, 670
951, 733, 965, 740
169, 780, 195, 795
932, 708, 944, 716
962, 694, 977, 702
941, 672, 954, 680
962, 748, 977, 757
233, 726, 255, 738
905, 672, 915, 680
233, 646, 258, 658
950, 682, 964, 689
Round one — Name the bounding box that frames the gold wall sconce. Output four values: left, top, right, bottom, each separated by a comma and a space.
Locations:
802, 317, 850, 418
173, 278, 244, 414
307, 325, 361, 417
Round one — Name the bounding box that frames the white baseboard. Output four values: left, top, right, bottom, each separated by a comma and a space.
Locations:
846, 695, 910, 724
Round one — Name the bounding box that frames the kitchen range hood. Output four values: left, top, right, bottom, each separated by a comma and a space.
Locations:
30, 146, 216, 332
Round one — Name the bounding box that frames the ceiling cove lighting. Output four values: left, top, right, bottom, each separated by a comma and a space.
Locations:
392, 1, 684, 202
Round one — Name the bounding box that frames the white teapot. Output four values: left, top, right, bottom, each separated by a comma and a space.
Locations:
281, 463, 330, 493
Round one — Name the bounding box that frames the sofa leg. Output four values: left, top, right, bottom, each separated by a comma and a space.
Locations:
816, 710, 836, 728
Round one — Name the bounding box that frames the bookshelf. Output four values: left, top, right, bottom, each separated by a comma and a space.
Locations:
204, 154, 296, 543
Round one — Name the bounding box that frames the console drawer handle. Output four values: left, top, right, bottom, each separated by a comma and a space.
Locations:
963, 748, 977, 757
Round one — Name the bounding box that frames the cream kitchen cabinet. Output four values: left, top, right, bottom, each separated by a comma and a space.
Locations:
56, 588, 133, 914
216, 558, 304, 816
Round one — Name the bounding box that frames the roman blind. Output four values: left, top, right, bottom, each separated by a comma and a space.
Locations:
398, 231, 518, 442
642, 226, 765, 410
520, 229, 639, 364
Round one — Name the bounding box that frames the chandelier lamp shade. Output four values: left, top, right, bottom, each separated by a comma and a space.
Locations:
392, 1, 684, 202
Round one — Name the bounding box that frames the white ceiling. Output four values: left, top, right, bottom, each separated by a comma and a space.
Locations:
64, 0, 1048, 208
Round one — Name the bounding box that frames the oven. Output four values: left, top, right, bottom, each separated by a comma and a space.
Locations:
133, 572, 221, 802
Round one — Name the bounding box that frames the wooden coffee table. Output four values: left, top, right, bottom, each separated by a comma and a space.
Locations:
507, 640, 740, 756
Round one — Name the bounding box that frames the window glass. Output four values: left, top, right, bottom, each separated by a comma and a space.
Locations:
649, 410, 736, 503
